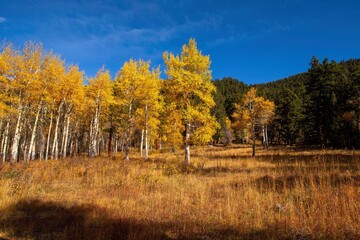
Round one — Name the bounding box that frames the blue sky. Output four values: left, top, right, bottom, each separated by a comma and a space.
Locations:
1, 0, 360, 84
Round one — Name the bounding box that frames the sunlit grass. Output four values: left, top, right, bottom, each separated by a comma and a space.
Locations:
0, 146, 359, 239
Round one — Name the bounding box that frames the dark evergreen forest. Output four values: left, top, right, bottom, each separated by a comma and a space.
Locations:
213, 57, 360, 148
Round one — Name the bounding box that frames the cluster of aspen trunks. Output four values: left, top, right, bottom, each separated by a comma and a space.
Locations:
1, 39, 218, 163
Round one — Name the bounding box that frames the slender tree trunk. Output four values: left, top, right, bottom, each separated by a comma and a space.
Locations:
172, 122, 177, 152
265, 125, 269, 149
115, 139, 118, 153
63, 114, 70, 158
39, 131, 45, 161
2, 120, 10, 163
252, 123, 256, 157
145, 104, 149, 160
125, 103, 132, 161
89, 118, 93, 156
45, 111, 53, 161
90, 105, 100, 157
140, 129, 144, 157
0, 118, 3, 154
185, 122, 191, 165
52, 102, 63, 160
23, 118, 29, 162
108, 121, 113, 157
11, 105, 23, 163
27, 102, 42, 162
145, 129, 149, 160
262, 125, 266, 149
60, 118, 67, 157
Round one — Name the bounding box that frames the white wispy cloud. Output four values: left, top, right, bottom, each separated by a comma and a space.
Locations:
0, 17, 7, 23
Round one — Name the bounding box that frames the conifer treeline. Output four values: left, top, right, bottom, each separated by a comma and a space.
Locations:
214, 58, 360, 148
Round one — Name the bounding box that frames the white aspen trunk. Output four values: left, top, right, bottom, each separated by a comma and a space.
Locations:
63, 114, 70, 158
0, 118, 3, 154
252, 121, 256, 157
30, 142, 35, 160
265, 124, 269, 149
145, 104, 149, 160
125, 103, 132, 161
27, 102, 42, 162
89, 118, 93, 156
23, 119, 29, 162
60, 121, 66, 157
39, 131, 45, 161
45, 111, 53, 161
184, 123, 191, 165
51, 102, 63, 160
262, 125, 266, 149
11, 105, 23, 163
140, 129, 144, 157
115, 139, 118, 153
90, 105, 100, 157
2, 120, 10, 163
145, 128, 149, 160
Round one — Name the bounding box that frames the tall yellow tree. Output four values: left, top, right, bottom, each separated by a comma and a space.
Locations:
114, 59, 159, 160
86, 67, 113, 157
10, 42, 43, 163
135, 67, 163, 160
60, 65, 85, 158
233, 87, 275, 156
163, 39, 218, 165
0, 43, 15, 162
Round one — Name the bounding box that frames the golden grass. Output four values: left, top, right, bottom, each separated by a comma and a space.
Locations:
0, 146, 359, 239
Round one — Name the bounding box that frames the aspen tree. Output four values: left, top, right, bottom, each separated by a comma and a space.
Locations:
0, 43, 13, 162
10, 42, 43, 162
87, 67, 113, 157
163, 39, 218, 164
233, 88, 275, 156
114, 60, 144, 160
50, 57, 66, 160
60, 66, 85, 158
136, 67, 162, 160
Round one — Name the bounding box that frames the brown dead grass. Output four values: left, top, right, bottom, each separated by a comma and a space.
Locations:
0, 145, 359, 239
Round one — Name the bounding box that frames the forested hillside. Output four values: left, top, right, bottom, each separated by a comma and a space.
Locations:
214, 58, 360, 148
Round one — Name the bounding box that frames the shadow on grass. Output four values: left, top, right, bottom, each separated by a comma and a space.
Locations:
0, 199, 357, 240
0, 199, 172, 240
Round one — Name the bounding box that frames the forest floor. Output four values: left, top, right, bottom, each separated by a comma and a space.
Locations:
0, 145, 359, 240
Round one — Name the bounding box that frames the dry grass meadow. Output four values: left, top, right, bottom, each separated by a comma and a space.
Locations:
0, 145, 359, 240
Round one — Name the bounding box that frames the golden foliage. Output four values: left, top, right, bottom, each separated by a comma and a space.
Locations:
163, 39, 219, 146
